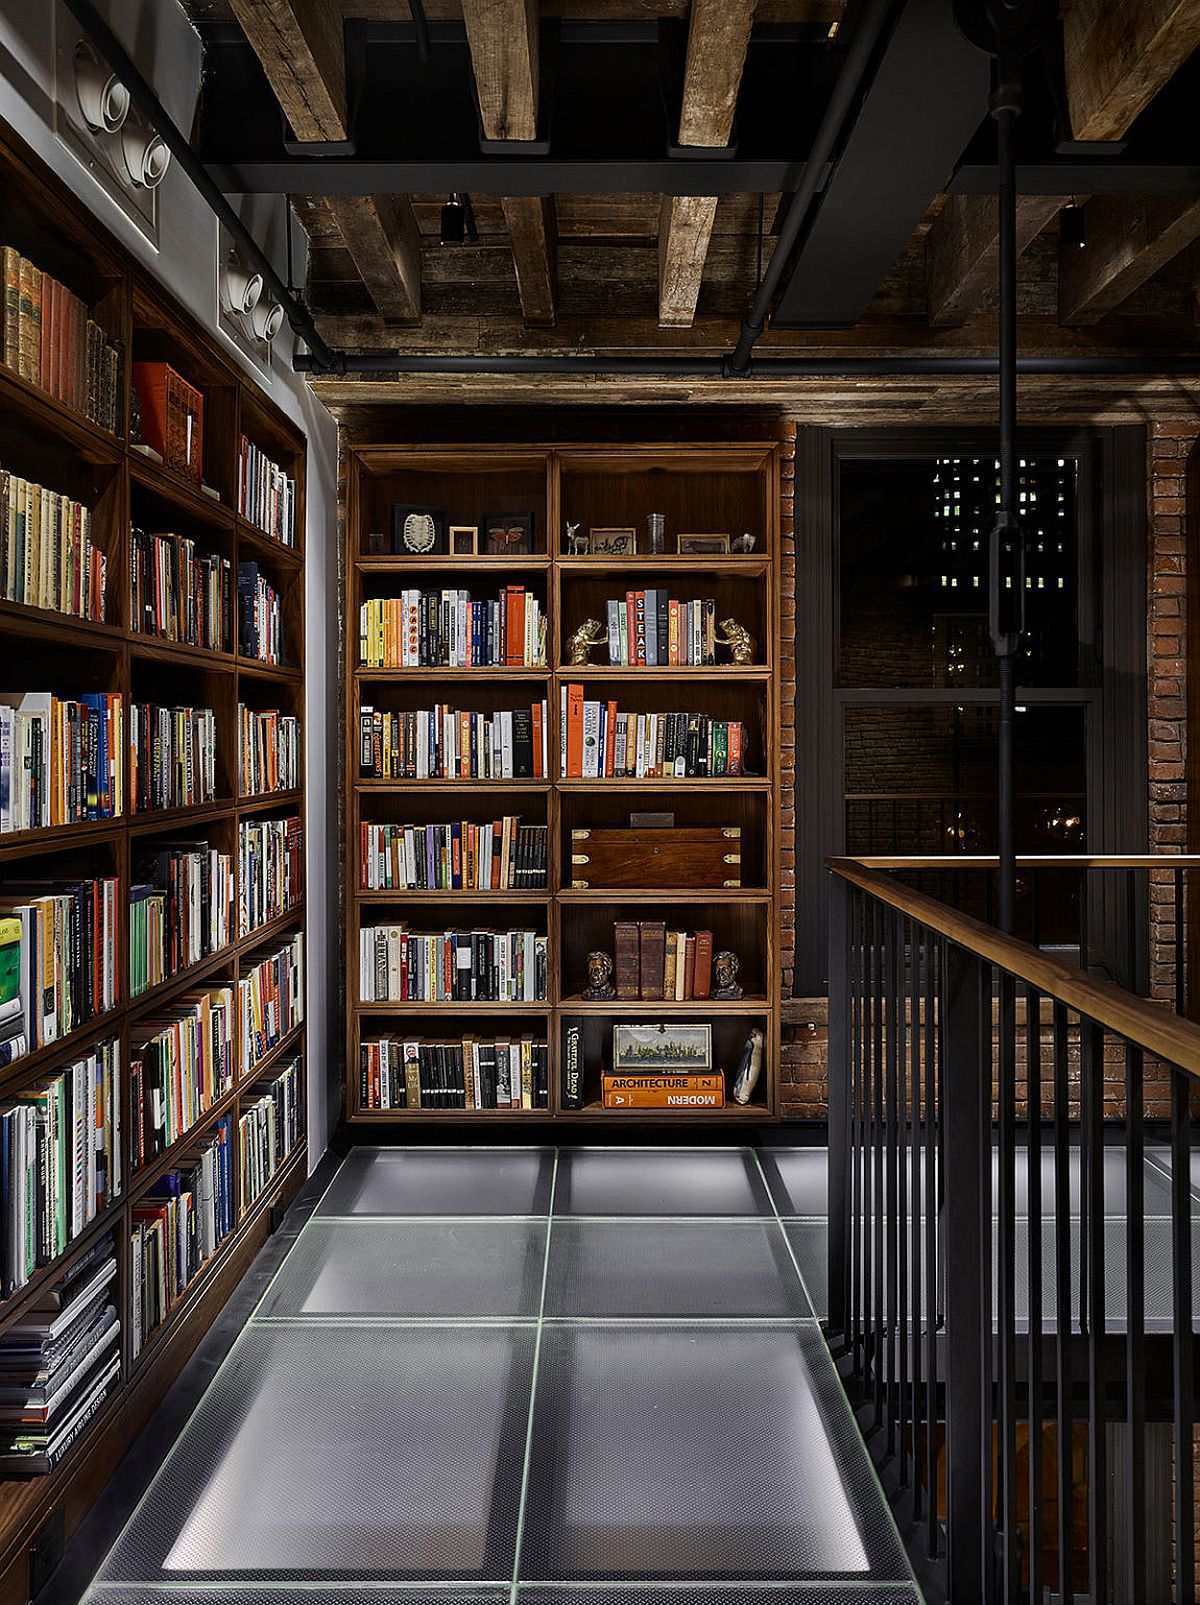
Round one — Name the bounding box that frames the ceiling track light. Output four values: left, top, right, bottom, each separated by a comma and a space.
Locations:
221, 256, 264, 317
250, 296, 285, 344
74, 45, 129, 134
439, 192, 477, 246
1061, 201, 1086, 251
120, 119, 171, 188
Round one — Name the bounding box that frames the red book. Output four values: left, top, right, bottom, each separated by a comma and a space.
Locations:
505, 586, 526, 666
531, 700, 544, 778
604, 699, 618, 776
693, 930, 714, 999
566, 683, 585, 777
683, 935, 696, 1000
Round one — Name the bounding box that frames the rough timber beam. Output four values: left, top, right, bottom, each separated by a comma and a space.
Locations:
658, 0, 756, 328
1064, 0, 1200, 142
324, 193, 423, 322
1060, 193, 1200, 324
927, 193, 1064, 327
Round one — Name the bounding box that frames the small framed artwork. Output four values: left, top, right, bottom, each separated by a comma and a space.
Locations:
366, 530, 387, 555
483, 510, 534, 555
392, 504, 448, 556
449, 525, 479, 556
589, 527, 637, 557
612, 1021, 713, 1072
678, 533, 732, 555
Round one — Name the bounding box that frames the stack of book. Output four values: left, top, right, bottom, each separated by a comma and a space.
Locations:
0, 690, 124, 831
238, 436, 296, 547
238, 932, 303, 1075
129, 703, 217, 813
561, 685, 745, 778
360, 1034, 549, 1111
1, 249, 121, 430
1, 471, 106, 621
0, 878, 119, 1062
358, 701, 549, 780
238, 1055, 301, 1208
238, 815, 302, 935
0, 1236, 121, 1476
359, 818, 548, 891
359, 587, 546, 668
237, 704, 299, 795
612, 920, 717, 1000
129, 843, 234, 995
602, 591, 719, 665
130, 529, 230, 651
131, 1116, 234, 1357
237, 562, 283, 665
0, 1037, 121, 1291
131, 363, 203, 483
130, 987, 235, 1168
358, 924, 547, 1004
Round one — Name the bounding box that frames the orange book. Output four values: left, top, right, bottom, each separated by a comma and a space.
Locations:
459, 709, 472, 778
602, 1074, 725, 1109
604, 700, 618, 776
566, 683, 585, 777
505, 587, 526, 667
531, 700, 544, 778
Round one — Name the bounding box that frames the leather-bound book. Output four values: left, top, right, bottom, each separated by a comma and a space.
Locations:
613, 920, 640, 1000
639, 920, 666, 1001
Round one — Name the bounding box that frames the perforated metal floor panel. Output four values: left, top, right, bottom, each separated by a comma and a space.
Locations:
80, 1147, 919, 1605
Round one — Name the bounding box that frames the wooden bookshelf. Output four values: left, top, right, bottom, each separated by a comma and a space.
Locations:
344, 440, 781, 1122
0, 127, 307, 1591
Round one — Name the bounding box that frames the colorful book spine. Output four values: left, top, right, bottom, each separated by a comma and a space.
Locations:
359, 1035, 548, 1111
358, 925, 547, 1004
238, 933, 304, 1075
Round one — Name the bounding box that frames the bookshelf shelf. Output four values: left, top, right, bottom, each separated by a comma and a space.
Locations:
344, 440, 781, 1123
0, 123, 308, 1573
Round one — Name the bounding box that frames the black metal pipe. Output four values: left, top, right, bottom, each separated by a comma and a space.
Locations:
61, 0, 340, 374
724, 0, 897, 375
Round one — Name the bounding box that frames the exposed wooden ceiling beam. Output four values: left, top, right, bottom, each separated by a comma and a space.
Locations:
1060, 193, 1200, 323
1064, 0, 1200, 142
658, 0, 756, 329
227, 0, 348, 142
461, 0, 556, 325
927, 194, 1064, 327
325, 194, 423, 322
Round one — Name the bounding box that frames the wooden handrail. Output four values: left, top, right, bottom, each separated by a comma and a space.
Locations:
827, 856, 1200, 1079
848, 853, 1200, 870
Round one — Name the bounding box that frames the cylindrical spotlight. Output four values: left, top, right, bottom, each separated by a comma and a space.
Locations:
221, 261, 264, 317
121, 121, 171, 188
251, 297, 285, 343
74, 47, 130, 134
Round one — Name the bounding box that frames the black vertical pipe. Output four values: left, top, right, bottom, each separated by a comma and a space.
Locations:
1025, 984, 1044, 1605
994, 100, 1020, 936
828, 875, 851, 1336
1052, 1003, 1074, 1604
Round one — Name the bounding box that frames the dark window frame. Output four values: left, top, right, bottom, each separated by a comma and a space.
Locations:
792, 424, 1148, 996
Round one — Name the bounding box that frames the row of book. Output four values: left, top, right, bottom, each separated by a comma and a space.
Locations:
129, 845, 234, 996
238, 436, 296, 548
132, 362, 203, 483
130, 703, 218, 814
0, 691, 124, 832
0, 1037, 122, 1296
358, 925, 547, 1003
131, 1115, 234, 1359
359, 819, 548, 892
0, 879, 120, 1069
130, 987, 236, 1169
2, 470, 106, 622
358, 702, 549, 781
1, 248, 121, 431
612, 921, 719, 1001
238, 815, 303, 936
239, 934, 304, 1076
561, 685, 746, 778
359, 588, 546, 669
131, 529, 231, 653
360, 1036, 549, 1111
238, 562, 283, 665
603, 592, 722, 666
239, 1056, 302, 1210
238, 705, 299, 796
0, 1236, 121, 1476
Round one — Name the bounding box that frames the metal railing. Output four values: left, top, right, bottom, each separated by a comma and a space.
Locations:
826, 854, 1200, 1605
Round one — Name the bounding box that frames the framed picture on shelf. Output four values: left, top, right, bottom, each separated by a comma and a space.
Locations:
391, 504, 448, 556
483, 510, 534, 555
612, 1021, 713, 1072
449, 525, 479, 555
367, 531, 387, 555
678, 533, 731, 555
589, 527, 637, 557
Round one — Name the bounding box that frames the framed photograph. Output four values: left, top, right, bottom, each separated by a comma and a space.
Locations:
366, 530, 387, 555
449, 525, 479, 556
612, 1022, 713, 1072
589, 527, 637, 557
392, 504, 448, 556
678, 533, 732, 555
483, 510, 534, 555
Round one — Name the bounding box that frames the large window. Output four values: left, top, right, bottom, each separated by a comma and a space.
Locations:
792, 428, 1146, 993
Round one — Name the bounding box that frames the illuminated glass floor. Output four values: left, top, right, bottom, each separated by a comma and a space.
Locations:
83, 1146, 922, 1605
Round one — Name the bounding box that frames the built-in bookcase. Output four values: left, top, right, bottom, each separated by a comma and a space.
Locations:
0, 127, 306, 1580
344, 442, 781, 1122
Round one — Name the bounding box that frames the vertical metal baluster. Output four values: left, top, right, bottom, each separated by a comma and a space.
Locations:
1078, 870, 1089, 974
998, 967, 1018, 1600
873, 899, 886, 1430
851, 890, 863, 1368
912, 917, 925, 1524
898, 913, 912, 1490
1053, 1003, 1074, 1605
886, 906, 902, 1457
925, 925, 940, 1562
1124, 1040, 1146, 1605
1171, 1061, 1194, 1605
1026, 984, 1044, 1605
828, 875, 851, 1343
1081, 1020, 1107, 1604
865, 896, 878, 1406
1174, 866, 1186, 1017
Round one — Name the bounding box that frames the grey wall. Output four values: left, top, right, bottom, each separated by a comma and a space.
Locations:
0, 0, 341, 1161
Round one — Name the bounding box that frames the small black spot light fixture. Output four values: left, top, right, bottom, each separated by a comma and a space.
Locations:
439, 192, 477, 245
1060, 201, 1086, 251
